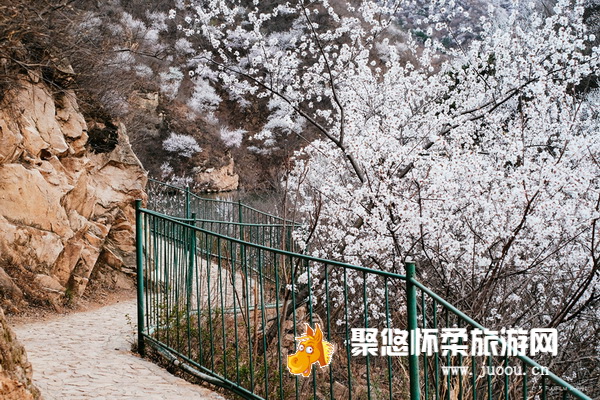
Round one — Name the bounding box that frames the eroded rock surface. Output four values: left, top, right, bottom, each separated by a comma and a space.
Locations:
0, 78, 147, 311
193, 155, 239, 192
0, 307, 40, 399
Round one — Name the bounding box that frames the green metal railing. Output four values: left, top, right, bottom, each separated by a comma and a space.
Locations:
135, 183, 592, 400
147, 178, 295, 227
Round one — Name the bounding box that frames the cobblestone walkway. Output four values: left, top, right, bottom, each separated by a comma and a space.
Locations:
13, 299, 225, 400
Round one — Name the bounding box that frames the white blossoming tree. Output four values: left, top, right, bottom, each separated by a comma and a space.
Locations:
167, 0, 599, 391
163, 132, 202, 157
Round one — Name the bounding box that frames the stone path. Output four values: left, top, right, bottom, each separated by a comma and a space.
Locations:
13, 299, 226, 400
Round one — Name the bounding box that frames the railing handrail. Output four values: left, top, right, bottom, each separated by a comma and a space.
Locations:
139, 206, 407, 280
196, 219, 300, 228
160, 212, 294, 228
147, 177, 297, 225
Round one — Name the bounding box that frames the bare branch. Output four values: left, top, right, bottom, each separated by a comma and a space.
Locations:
199, 56, 366, 183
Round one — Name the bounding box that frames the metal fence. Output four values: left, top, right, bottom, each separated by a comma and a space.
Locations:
147, 178, 294, 227
135, 184, 592, 400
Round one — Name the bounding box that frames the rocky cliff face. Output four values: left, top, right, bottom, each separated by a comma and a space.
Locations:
193, 155, 239, 192
0, 308, 40, 399
0, 75, 147, 311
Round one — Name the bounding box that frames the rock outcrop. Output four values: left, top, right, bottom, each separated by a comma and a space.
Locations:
0, 76, 147, 311
0, 308, 40, 399
193, 155, 239, 192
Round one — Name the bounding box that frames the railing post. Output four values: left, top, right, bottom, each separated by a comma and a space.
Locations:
135, 199, 145, 357
285, 224, 292, 252
187, 213, 196, 306
237, 199, 247, 273
238, 199, 244, 243
406, 261, 420, 400
185, 185, 191, 219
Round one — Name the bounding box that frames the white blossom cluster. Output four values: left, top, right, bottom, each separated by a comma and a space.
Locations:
219, 127, 247, 148
162, 132, 202, 158
187, 78, 222, 114
159, 67, 185, 100
167, 0, 599, 382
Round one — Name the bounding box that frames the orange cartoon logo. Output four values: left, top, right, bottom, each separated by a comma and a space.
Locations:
287, 323, 334, 377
